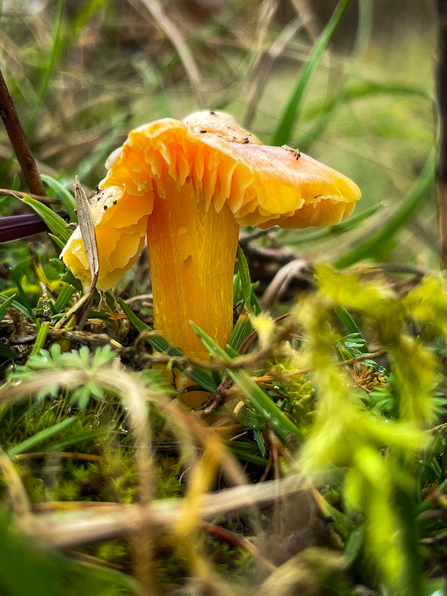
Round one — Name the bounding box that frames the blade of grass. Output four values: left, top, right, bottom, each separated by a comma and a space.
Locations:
119, 299, 217, 393
271, 0, 352, 146
190, 321, 302, 442
8, 417, 78, 458
29, 322, 50, 358
0, 294, 16, 323
41, 427, 109, 453
9, 268, 34, 320
334, 149, 436, 268
334, 307, 369, 352
19, 194, 71, 245
228, 308, 252, 352
48, 234, 67, 251
283, 202, 383, 246
227, 443, 268, 467
132, 0, 204, 106
304, 80, 432, 122
41, 174, 77, 223
52, 284, 75, 314
301, 80, 432, 152
237, 245, 252, 311
24, 0, 65, 134
0, 293, 33, 321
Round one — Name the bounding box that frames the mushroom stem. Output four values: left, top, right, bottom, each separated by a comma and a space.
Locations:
146, 179, 239, 406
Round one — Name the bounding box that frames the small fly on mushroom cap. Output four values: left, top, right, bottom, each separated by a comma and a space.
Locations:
62, 111, 361, 405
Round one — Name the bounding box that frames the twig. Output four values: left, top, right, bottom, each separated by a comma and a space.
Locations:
130, 0, 204, 106
243, 16, 306, 128
256, 349, 388, 383
30, 473, 307, 549
420, 530, 447, 545
124, 294, 153, 305
258, 447, 273, 483
14, 452, 108, 464
289, 0, 321, 42
198, 520, 276, 572
436, 0, 447, 268
0, 188, 56, 204
196, 313, 291, 419
239, 229, 274, 247
0, 69, 46, 196
427, 422, 447, 434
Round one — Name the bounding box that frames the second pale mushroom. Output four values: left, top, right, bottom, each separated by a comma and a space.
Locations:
62, 111, 361, 404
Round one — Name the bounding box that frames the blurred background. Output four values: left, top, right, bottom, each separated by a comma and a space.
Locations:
0, 0, 438, 274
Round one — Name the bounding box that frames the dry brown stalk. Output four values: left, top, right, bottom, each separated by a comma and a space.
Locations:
29, 473, 306, 549
0, 69, 46, 196
14, 452, 108, 464
0, 188, 56, 204
256, 349, 388, 384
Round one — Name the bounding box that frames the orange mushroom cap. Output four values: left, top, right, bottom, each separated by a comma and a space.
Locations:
62, 110, 360, 289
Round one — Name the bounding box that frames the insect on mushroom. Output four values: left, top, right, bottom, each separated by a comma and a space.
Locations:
61, 111, 361, 407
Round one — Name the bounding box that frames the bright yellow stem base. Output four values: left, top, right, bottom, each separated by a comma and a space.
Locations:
146, 179, 239, 407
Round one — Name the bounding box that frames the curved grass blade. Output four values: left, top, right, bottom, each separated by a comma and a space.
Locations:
228, 307, 252, 352
29, 322, 50, 358
271, 0, 352, 147
41, 174, 77, 223
304, 80, 432, 123
334, 307, 369, 354
119, 299, 217, 393
334, 149, 436, 269
283, 202, 383, 246
20, 194, 71, 245
0, 293, 33, 321
9, 268, 34, 320
51, 284, 75, 315
0, 294, 16, 323
8, 416, 78, 458
237, 245, 252, 311
24, 0, 65, 134
190, 321, 302, 442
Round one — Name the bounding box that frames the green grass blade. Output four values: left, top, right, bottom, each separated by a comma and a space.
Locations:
0, 294, 16, 323
9, 268, 34, 320
25, 0, 65, 134
52, 284, 75, 314
70, 0, 108, 37
48, 234, 67, 251
228, 308, 252, 352
236, 245, 251, 310
20, 194, 71, 245
8, 417, 78, 458
334, 307, 369, 351
119, 299, 217, 392
304, 80, 432, 122
190, 321, 302, 442
271, 0, 352, 147
29, 322, 50, 358
0, 293, 34, 321
284, 203, 383, 247
41, 174, 77, 223
334, 149, 436, 269
41, 427, 109, 452
227, 443, 268, 467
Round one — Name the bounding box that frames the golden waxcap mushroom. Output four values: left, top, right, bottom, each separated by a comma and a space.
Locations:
62, 111, 360, 405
